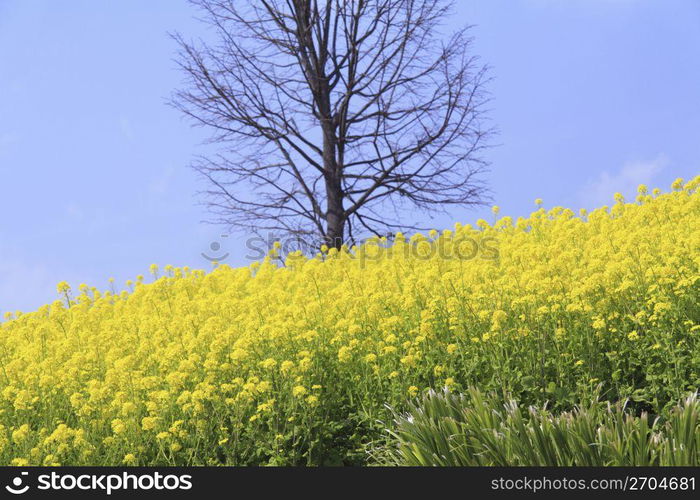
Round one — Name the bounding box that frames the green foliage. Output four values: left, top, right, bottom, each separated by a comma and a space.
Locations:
379, 388, 700, 466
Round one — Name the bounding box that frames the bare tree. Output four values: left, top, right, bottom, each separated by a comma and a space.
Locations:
173, 0, 492, 249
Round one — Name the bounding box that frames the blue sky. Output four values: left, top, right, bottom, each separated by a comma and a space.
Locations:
1, 0, 699, 315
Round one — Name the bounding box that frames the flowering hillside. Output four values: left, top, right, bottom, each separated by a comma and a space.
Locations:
1, 178, 698, 466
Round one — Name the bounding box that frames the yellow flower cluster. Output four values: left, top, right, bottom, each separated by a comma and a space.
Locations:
0, 178, 698, 465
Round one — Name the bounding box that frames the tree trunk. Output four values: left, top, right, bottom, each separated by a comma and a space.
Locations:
325, 178, 344, 249
322, 125, 344, 249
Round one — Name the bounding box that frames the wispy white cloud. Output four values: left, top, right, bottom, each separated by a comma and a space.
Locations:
65, 203, 85, 221
580, 153, 669, 207
149, 165, 177, 196
119, 116, 135, 141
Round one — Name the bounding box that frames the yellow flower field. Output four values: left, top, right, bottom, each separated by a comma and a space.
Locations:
0, 178, 698, 465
